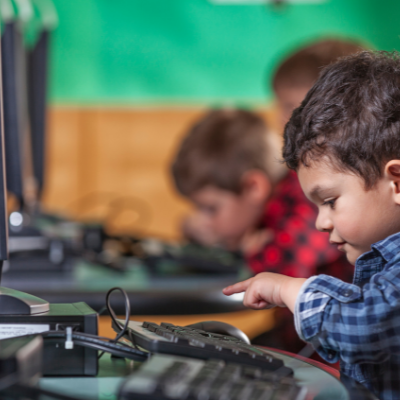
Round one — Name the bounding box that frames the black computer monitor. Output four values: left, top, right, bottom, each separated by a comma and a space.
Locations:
1, 22, 24, 209
0, 30, 49, 315
0, 40, 8, 267
28, 29, 49, 203
1, 18, 46, 213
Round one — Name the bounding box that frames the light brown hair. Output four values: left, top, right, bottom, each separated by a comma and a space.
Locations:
283, 51, 400, 189
272, 38, 365, 92
171, 109, 271, 196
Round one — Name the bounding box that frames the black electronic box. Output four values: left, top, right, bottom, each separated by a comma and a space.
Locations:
0, 302, 98, 376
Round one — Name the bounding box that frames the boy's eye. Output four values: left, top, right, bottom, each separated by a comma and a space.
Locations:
322, 199, 336, 209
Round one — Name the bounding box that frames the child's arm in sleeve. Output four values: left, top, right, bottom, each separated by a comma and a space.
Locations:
224, 268, 400, 365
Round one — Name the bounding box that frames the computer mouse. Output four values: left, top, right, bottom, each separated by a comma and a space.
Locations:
185, 320, 251, 344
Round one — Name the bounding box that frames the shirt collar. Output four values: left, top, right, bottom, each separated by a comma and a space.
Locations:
370, 231, 400, 263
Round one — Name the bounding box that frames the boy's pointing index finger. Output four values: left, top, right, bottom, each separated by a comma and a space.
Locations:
222, 279, 252, 296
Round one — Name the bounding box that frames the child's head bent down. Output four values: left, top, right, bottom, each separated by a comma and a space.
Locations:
283, 51, 400, 265
172, 109, 276, 250
272, 38, 364, 130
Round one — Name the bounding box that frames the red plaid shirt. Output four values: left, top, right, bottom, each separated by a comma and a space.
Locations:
247, 171, 352, 282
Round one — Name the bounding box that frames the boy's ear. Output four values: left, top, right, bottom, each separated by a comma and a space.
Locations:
240, 170, 272, 203
385, 160, 400, 204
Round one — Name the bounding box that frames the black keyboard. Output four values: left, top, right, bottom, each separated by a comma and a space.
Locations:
118, 354, 307, 400
114, 320, 292, 376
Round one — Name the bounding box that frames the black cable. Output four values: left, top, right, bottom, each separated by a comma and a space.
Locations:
97, 351, 105, 361
97, 305, 107, 316
41, 287, 143, 362
42, 330, 129, 344
47, 332, 147, 358
100, 286, 138, 359
105, 286, 141, 352
41, 331, 147, 361
37, 284, 143, 360
105, 287, 131, 343
70, 340, 145, 360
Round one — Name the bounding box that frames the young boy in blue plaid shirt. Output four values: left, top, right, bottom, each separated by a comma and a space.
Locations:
224, 51, 400, 400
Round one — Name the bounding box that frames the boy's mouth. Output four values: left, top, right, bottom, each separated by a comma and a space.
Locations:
330, 240, 346, 251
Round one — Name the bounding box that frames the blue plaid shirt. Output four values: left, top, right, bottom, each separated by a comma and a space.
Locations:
295, 231, 400, 400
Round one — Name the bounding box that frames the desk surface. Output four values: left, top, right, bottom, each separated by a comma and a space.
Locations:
2, 260, 249, 315
39, 351, 375, 400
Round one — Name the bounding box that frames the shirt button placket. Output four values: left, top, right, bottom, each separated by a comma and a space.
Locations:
342, 289, 353, 297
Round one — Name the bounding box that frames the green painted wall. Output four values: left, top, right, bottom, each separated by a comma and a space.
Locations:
49, 0, 400, 105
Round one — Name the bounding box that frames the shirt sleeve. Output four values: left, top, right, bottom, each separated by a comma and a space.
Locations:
295, 270, 400, 365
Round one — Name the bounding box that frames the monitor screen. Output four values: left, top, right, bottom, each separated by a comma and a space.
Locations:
28, 30, 49, 202
1, 22, 23, 209
0, 26, 8, 267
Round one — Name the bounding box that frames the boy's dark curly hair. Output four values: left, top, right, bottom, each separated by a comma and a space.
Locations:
283, 51, 400, 189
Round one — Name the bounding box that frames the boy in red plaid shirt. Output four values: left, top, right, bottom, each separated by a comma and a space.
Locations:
171, 109, 352, 353
172, 39, 363, 352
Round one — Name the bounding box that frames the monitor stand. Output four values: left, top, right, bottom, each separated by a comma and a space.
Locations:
0, 287, 49, 315
0, 260, 49, 315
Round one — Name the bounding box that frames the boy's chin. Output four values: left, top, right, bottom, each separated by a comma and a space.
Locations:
345, 251, 359, 266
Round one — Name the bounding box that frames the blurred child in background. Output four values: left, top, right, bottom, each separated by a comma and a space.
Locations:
172, 38, 364, 353
272, 39, 363, 131
171, 109, 351, 353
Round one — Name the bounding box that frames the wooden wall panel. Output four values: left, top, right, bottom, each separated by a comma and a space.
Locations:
42, 107, 206, 240
43, 107, 82, 214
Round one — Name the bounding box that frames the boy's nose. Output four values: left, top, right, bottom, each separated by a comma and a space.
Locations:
315, 212, 333, 232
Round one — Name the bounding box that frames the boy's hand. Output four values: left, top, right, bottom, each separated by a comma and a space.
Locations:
222, 273, 307, 313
